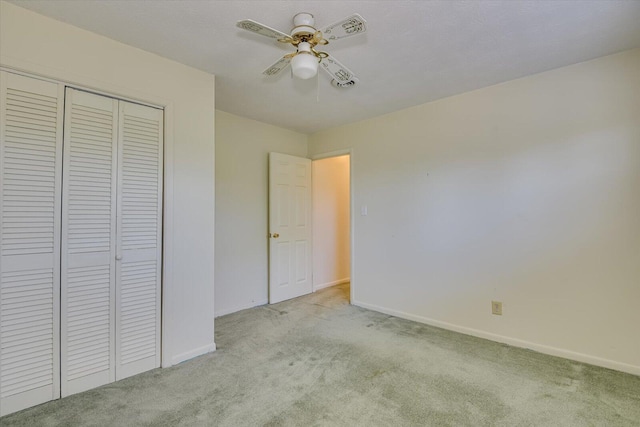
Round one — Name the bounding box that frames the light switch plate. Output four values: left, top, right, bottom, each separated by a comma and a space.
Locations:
492, 301, 503, 315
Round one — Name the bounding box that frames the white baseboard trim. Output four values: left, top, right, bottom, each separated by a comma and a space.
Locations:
352, 299, 640, 377
215, 299, 268, 318
313, 277, 350, 292
170, 343, 216, 366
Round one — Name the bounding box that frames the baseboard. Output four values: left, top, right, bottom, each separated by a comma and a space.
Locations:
215, 299, 268, 318
352, 299, 640, 377
313, 277, 350, 292
170, 343, 216, 366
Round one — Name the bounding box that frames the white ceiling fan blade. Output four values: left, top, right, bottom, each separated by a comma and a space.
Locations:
321, 13, 367, 41
319, 54, 358, 84
262, 56, 291, 76
237, 19, 289, 40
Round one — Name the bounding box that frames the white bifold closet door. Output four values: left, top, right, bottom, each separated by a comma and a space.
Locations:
60, 89, 118, 396
61, 88, 162, 396
114, 100, 163, 381
0, 72, 64, 416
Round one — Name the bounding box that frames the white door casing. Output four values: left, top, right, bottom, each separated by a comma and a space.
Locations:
268, 152, 312, 304
0, 71, 64, 416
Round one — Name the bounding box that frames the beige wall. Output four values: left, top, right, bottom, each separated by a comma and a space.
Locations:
309, 49, 640, 374
215, 110, 307, 316
1, 1, 216, 365
312, 155, 350, 290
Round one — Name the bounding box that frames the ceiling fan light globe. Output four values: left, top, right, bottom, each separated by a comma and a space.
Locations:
291, 53, 318, 79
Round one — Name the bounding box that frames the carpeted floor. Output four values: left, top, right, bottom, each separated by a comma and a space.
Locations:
2, 283, 639, 426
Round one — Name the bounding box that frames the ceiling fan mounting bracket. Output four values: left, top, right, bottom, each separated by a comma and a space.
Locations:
293, 12, 315, 27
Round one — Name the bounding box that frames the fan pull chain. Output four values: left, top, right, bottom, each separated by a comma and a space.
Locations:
316, 68, 320, 102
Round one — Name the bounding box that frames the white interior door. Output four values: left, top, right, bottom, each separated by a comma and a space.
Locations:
268, 152, 312, 304
115, 100, 163, 380
0, 71, 64, 416
61, 88, 118, 396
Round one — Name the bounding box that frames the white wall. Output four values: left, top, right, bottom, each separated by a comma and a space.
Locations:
215, 110, 307, 316
312, 155, 350, 290
0, 1, 216, 366
309, 49, 640, 375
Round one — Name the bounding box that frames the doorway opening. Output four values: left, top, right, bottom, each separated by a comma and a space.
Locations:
312, 154, 351, 303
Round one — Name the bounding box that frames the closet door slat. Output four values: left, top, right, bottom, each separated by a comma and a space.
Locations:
0, 71, 63, 417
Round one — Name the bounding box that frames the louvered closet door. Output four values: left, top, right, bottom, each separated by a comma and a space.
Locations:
61, 89, 118, 396
0, 72, 63, 416
115, 101, 163, 380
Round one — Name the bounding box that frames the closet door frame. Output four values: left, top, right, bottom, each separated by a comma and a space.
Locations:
0, 66, 174, 370
1, 67, 167, 413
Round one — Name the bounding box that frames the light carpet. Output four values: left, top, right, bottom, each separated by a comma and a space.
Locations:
2, 283, 639, 426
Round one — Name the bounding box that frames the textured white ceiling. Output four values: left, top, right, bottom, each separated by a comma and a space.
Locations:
10, 0, 640, 134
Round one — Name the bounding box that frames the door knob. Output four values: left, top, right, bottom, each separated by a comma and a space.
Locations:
273, 233, 280, 238
115, 254, 122, 261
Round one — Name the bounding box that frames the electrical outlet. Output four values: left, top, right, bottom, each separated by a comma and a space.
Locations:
491, 301, 503, 315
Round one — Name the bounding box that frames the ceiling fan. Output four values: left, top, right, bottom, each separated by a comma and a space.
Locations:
236, 12, 367, 87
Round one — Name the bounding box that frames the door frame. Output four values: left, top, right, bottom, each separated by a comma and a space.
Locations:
310, 149, 354, 303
